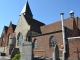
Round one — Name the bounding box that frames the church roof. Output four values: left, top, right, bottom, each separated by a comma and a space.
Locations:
20, 1, 33, 18
40, 18, 74, 34
24, 15, 45, 33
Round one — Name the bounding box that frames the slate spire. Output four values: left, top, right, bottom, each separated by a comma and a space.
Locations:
20, 1, 33, 18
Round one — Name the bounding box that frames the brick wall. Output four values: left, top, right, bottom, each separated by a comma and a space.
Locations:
5, 22, 14, 46
72, 19, 79, 37
32, 31, 63, 57
67, 38, 80, 60
1, 26, 8, 47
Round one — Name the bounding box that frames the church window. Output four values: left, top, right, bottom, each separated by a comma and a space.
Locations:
17, 33, 23, 46
50, 36, 56, 47
34, 39, 38, 48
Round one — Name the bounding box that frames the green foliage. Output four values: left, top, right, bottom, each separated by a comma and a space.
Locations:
11, 54, 20, 60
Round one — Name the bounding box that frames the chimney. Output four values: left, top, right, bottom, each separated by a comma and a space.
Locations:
69, 10, 74, 18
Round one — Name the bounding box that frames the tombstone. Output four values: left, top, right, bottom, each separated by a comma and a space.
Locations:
10, 48, 20, 59
20, 42, 33, 60
52, 45, 56, 60
52, 45, 59, 60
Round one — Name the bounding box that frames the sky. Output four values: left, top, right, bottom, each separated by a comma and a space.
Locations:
0, 0, 80, 36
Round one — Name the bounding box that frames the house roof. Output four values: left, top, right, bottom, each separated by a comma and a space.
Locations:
24, 15, 45, 33
12, 24, 16, 32
4, 26, 9, 33
40, 18, 74, 34
2, 22, 16, 36
1, 26, 9, 37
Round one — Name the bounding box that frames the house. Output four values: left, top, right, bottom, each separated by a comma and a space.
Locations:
0, 1, 80, 60
0, 22, 16, 55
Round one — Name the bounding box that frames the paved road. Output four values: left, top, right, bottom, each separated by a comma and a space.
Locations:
0, 58, 9, 60
0, 56, 10, 60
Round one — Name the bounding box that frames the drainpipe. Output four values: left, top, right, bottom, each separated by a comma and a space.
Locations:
60, 13, 66, 60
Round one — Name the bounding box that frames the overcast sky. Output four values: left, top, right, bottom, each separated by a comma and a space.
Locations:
0, 0, 80, 36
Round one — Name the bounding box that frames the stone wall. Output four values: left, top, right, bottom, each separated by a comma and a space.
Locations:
15, 14, 30, 52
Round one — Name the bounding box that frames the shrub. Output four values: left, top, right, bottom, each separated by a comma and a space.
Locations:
11, 54, 20, 60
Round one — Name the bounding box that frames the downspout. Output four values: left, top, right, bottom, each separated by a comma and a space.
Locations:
60, 13, 66, 60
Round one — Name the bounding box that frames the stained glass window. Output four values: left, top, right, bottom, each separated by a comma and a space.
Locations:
17, 33, 23, 46
50, 36, 56, 47
34, 39, 38, 48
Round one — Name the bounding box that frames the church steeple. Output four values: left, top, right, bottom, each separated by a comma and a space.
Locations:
20, 1, 33, 18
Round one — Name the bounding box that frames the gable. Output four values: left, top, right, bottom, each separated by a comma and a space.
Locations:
1, 26, 8, 37
15, 14, 30, 39
7, 23, 13, 35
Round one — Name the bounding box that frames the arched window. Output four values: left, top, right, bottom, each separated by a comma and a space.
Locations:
17, 33, 23, 46
50, 36, 56, 47
34, 39, 38, 48
27, 30, 31, 42
8, 34, 11, 45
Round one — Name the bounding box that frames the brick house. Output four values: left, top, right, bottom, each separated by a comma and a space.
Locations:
0, 1, 80, 60
0, 22, 16, 55
0, 26, 8, 47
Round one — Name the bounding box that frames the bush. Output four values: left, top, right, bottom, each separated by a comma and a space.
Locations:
11, 54, 20, 60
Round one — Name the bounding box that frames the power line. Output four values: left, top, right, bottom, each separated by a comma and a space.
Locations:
68, 0, 70, 12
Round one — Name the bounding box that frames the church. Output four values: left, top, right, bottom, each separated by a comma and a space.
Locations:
0, 1, 80, 60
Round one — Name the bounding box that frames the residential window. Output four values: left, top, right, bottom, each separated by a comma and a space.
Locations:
8, 34, 11, 45
34, 39, 38, 48
17, 33, 23, 46
2, 36, 4, 46
50, 36, 56, 47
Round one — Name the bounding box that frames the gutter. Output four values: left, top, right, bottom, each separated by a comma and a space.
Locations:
68, 36, 80, 39
60, 13, 66, 60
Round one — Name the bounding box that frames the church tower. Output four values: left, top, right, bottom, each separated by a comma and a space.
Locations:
20, 1, 33, 18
